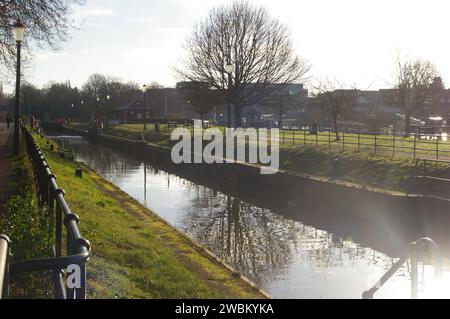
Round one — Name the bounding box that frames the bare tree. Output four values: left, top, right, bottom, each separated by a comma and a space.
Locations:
0, 0, 84, 73
175, 0, 310, 127
183, 86, 224, 127
393, 57, 441, 136
313, 78, 357, 141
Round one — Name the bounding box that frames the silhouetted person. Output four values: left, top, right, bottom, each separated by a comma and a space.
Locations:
310, 121, 318, 135
6, 114, 11, 129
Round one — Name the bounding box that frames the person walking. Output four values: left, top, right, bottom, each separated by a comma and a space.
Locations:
6, 113, 11, 129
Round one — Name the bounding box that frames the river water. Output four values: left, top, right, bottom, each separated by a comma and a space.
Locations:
60, 136, 450, 299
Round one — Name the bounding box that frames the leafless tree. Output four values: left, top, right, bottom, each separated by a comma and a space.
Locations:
0, 0, 84, 74
312, 78, 357, 141
393, 57, 441, 136
182, 85, 224, 127
175, 0, 310, 127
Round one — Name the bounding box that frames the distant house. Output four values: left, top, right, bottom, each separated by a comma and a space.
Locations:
113, 101, 151, 123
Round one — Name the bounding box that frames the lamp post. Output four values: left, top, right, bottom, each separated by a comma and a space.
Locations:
225, 63, 234, 128
143, 84, 147, 131
13, 21, 25, 156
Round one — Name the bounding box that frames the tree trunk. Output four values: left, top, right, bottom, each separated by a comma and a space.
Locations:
404, 114, 410, 137
333, 115, 340, 141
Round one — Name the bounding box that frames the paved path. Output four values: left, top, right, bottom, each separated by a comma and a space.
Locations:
0, 121, 16, 209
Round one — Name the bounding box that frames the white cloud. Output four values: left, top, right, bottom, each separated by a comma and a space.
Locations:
83, 9, 116, 17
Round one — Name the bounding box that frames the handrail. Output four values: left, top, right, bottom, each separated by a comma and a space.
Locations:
0, 235, 11, 299
3, 124, 91, 299
363, 237, 442, 299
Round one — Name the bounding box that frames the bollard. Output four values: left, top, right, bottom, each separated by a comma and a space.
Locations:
333, 158, 341, 178
75, 168, 82, 178
50, 144, 54, 151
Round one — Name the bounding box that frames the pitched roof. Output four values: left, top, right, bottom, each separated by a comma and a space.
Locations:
114, 101, 145, 111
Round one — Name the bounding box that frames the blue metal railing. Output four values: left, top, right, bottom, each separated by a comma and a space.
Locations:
0, 125, 91, 299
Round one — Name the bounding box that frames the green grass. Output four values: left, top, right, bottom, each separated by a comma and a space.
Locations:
33, 133, 265, 299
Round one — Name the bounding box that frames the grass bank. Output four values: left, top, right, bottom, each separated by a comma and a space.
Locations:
65, 123, 450, 193
0, 137, 53, 298
33, 133, 266, 299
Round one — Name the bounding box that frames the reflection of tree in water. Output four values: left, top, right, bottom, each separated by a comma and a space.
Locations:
179, 185, 402, 286
63, 138, 142, 181
65, 137, 407, 290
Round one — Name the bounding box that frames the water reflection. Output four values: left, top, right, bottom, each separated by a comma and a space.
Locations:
58, 136, 448, 298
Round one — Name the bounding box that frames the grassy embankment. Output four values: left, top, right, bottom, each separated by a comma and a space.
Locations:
65, 122, 450, 193
0, 137, 53, 298
32, 133, 266, 299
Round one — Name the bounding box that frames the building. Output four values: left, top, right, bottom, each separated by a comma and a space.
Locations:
113, 101, 151, 123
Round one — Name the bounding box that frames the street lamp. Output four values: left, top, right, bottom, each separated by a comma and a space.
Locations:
13, 20, 25, 156
143, 84, 147, 131
225, 63, 234, 128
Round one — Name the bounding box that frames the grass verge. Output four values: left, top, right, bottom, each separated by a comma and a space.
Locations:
33, 133, 266, 299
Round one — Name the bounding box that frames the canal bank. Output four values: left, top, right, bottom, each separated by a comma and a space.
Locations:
33, 133, 268, 299
86, 131, 450, 257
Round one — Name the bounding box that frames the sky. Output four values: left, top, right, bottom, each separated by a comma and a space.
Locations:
9, 0, 450, 92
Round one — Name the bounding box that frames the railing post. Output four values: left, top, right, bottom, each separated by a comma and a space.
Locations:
342, 130, 345, 151
0, 235, 11, 299
292, 129, 294, 145
374, 133, 377, 155
328, 130, 331, 151
410, 244, 419, 299
436, 138, 439, 160
392, 134, 396, 157
302, 128, 305, 146
414, 134, 417, 158
76, 263, 87, 299
357, 131, 360, 152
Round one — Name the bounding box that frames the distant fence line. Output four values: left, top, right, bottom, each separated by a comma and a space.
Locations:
69, 120, 450, 160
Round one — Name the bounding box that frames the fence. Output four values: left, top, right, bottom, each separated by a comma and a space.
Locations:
107, 121, 450, 160
278, 129, 450, 160
0, 125, 90, 299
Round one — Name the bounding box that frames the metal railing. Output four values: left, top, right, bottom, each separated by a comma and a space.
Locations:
363, 237, 442, 299
0, 235, 10, 299
1, 125, 91, 299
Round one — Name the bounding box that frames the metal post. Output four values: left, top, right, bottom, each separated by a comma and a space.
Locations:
374, 133, 377, 155
414, 134, 417, 158
392, 134, 396, 157
13, 40, 22, 156
76, 264, 86, 299
143, 89, 147, 132
303, 128, 306, 146
328, 130, 331, 150
436, 138, 439, 160
342, 130, 345, 151
227, 73, 232, 128
410, 244, 419, 299
357, 131, 360, 152
292, 129, 295, 145
0, 235, 11, 299
316, 130, 318, 147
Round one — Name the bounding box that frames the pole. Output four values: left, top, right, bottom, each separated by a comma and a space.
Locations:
227, 72, 232, 128
143, 90, 147, 131
13, 40, 21, 156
